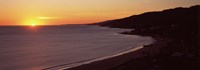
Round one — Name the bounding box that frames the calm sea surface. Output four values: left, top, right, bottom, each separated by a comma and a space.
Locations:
0, 25, 152, 70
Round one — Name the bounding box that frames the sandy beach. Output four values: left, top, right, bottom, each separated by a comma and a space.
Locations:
65, 38, 163, 70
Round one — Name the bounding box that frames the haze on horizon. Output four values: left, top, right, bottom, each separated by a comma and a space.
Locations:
0, 0, 199, 26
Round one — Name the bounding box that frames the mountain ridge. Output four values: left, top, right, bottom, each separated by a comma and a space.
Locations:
95, 5, 199, 70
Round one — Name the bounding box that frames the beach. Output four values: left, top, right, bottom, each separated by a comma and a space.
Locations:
65, 38, 164, 70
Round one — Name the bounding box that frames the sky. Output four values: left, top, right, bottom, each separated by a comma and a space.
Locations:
0, 0, 199, 26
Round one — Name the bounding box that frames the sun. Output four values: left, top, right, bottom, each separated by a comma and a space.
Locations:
31, 24, 36, 27
23, 19, 43, 26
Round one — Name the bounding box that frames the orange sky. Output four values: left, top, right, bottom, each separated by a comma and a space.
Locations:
0, 0, 199, 26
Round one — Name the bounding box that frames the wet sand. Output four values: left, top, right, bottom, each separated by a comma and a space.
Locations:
65, 39, 161, 70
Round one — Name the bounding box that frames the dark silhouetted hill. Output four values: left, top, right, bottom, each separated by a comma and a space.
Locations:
95, 5, 200, 70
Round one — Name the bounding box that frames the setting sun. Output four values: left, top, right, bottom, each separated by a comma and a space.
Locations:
31, 24, 36, 27
23, 19, 44, 26
1, 0, 199, 26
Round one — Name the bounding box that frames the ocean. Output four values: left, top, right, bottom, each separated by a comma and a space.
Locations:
0, 25, 152, 70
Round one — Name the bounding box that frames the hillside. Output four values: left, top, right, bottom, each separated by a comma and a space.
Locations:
96, 5, 200, 70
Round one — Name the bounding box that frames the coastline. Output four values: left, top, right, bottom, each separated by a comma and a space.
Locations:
43, 36, 153, 70
65, 37, 161, 70
44, 45, 147, 70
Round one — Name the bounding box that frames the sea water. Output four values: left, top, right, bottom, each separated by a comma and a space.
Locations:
0, 25, 152, 70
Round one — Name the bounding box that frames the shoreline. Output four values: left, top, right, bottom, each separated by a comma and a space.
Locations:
65, 37, 162, 70
44, 41, 153, 70
64, 45, 145, 70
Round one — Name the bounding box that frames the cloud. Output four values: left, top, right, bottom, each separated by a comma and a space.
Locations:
37, 17, 63, 20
